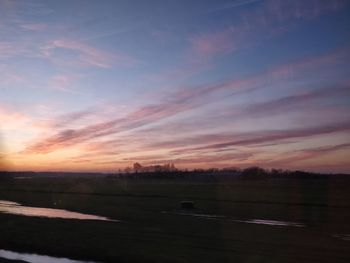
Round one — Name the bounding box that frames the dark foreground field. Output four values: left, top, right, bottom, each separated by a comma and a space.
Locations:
0, 174, 350, 262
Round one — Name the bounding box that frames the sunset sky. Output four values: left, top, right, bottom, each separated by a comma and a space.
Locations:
1, 0, 350, 173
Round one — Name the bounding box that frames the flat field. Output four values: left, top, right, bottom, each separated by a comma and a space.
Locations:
0, 175, 350, 262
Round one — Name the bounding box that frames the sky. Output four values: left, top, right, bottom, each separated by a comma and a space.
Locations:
0, 0, 350, 173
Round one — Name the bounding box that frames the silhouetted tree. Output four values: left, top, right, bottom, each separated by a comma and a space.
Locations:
133, 162, 142, 173
124, 167, 132, 173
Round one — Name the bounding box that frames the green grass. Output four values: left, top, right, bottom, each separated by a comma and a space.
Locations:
1, 176, 350, 262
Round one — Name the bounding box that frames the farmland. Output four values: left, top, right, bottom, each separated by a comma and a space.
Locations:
0, 173, 350, 262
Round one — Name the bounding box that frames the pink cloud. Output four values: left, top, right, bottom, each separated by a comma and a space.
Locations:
191, 122, 350, 151
0, 106, 40, 131
241, 84, 350, 117
156, 121, 350, 157
23, 46, 349, 154
268, 47, 350, 80
0, 106, 28, 124
190, 30, 236, 59
186, 0, 346, 65
141, 152, 253, 166
148, 0, 346, 89
261, 143, 350, 168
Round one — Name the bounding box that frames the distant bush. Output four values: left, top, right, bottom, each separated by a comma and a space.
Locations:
241, 166, 268, 179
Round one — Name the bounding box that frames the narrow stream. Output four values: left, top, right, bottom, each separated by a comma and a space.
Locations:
0, 200, 117, 221
0, 249, 98, 263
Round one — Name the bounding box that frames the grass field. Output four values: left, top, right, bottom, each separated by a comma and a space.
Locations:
0, 175, 350, 262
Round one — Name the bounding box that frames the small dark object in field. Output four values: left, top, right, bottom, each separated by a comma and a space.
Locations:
181, 201, 195, 210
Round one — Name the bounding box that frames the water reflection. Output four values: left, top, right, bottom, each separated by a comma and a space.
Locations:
0, 200, 116, 221
14, 176, 34, 179
0, 249, 98, 263
162, 211, 225, 220
163, 211, 305, 227
233, 219, 305, 227
333, 234, 350, 241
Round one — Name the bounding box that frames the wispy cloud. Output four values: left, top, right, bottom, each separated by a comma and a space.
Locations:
0, 106, 29, 129
47, 73, 86, 94
0, 65, 25, 85
42, 39, 114, 68
41, 39, 137, 68
189, 30, 237, 61
80, 22, 144, 42
241, 84, 350, 117
19, 23, 47, 31
147, 0, 347, 92
3, 0, 350, 172
262, 0, 344, 22
142, 120, 350, 157
190, 0, 346, 64
211, 0, 262, 12
142, 152, 253, 166
190, 122, 350, 152
23, 46, 349, 154
49, 109, 95, 128
0, 42, 22, 58
23, 101, 194, 154
261, 143, 350, 168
